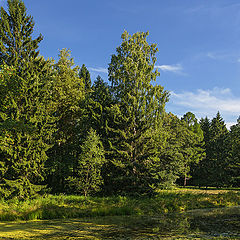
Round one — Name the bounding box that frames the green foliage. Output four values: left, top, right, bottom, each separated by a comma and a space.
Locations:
208, 112, 229, 186
80, 75, 112, 144
66, 129, 105, 197
79, 64, 91, 90
105, 31, 169, 194
226, 119, 240, 186
0, 60, 55, 199
193, 112, 229, 188
0, 0, 42, 67
45, 49, 85, 193
0, 0, 57, 199
149, 113, 204, 189
0, 0, 238, 199
0, 189, 239, 221
192, 116, 211, 186
147, 114, 186, 190
180, 112, 205, 186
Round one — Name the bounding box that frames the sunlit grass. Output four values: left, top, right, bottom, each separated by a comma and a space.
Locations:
0, 188, 239, 221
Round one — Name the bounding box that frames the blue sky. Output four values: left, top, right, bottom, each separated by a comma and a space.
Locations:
1, 0, 240, 127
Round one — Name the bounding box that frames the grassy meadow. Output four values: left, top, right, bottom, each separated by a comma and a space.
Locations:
0, 188, 239, 221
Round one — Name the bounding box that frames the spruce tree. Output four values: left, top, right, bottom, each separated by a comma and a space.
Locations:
0, 0, 55, 199
83, 75, 112, 143
0, 0, 42, 67
196, 113, 228, 187
224, 118, 240, 186
106, 31, 169, 194
45, 49, 85, 193
209, 112, 228, 187
66, 129, 105, 197
180, 112, 204, 186
192, 117, 211, 187
79, 64, 91, 91
0, 60, 55, 199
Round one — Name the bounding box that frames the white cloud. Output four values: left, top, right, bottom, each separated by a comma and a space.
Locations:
89, 65, 184, 75
193, 51, 240, 63
168, 87, 240, 129
155, 64, 183, 73
185, 3, 240, 15
205, 51, 240, 63
206, 52, 219, 60
88, 67, 108, 74
206, 52, 234, 61
226, 122, 237, 129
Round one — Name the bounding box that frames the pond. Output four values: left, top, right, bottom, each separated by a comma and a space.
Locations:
0, 206, 239, 239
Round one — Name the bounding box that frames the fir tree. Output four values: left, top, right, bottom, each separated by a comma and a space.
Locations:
106, 31, 169, 194
180, 112, 204, 186
66, 129, 105, 197
45, 49, 85, 193
196, 113, 229, 188
0, 0, 55, 199
192, 116, 211, 187
209, 112, 229, 187
84, 76, 112, 143
0, 60, 55, 199
225, 118, 240, 186
0, 0, 42, 67
79, 64, 91, 91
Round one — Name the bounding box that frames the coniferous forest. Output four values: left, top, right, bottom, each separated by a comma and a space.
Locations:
0, 0, 240, 201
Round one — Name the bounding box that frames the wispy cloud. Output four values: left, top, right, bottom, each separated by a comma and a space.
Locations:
185, 3, 240, 15
206, 52, 235, 61
155, 64, 183, 73
89, 65, 184, 75
168, 87, 240, 128
206, 52, 220, 60
195, 51, 240, 63
185, 5, 206, 14
193, 50, 240, 63
88, 67, 108, 74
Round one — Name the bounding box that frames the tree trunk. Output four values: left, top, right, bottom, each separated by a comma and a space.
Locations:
184, 176, 187, 187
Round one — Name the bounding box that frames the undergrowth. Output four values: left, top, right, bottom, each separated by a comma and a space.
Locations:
0, 189, 239, 221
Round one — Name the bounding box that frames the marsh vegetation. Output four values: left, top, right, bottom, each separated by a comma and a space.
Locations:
0, 189, 239, 239
0, 206, 239, 239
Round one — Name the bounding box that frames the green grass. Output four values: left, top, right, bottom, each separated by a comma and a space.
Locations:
0, 188, 239, 221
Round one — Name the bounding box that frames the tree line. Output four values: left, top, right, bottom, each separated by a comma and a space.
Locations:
0, 0, 239, 199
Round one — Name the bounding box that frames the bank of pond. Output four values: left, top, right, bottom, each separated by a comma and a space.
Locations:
0, 188, 239, 239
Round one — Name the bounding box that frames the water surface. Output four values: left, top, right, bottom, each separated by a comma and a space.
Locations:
0, 206, 239, 239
